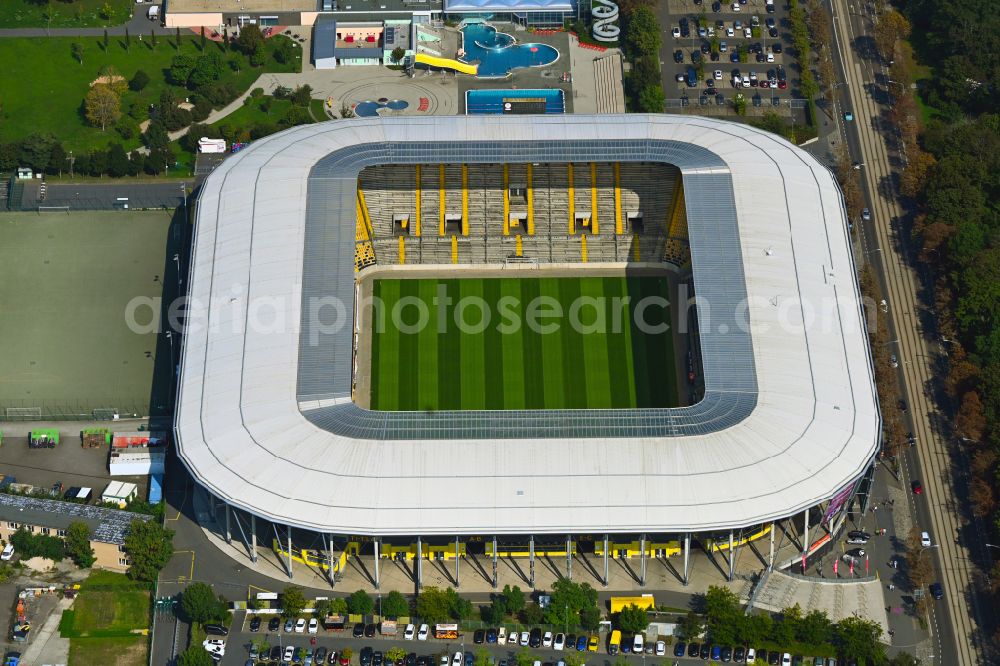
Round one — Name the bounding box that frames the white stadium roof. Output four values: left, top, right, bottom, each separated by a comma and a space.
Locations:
176, 115, 880, 536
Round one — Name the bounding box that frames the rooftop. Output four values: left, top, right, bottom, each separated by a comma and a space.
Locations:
177, 115, 880, 537
0, 493, 151, 545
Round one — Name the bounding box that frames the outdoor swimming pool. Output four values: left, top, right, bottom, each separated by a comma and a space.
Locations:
465, 89, 566, 114
461, 23, 559, 77
354, 99, 409, 117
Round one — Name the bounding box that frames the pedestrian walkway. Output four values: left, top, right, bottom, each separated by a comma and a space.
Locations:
20, 596, 73, 666
751, 570, 889, 637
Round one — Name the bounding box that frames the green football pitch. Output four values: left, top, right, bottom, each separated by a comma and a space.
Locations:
369, 276, 678, 411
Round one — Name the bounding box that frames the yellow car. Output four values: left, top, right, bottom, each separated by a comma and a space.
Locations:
587, 635, 600, 652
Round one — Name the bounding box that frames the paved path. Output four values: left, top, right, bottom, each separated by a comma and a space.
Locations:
20, 596, 73, 666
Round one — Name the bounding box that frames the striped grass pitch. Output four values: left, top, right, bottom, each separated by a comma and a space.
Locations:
370, 277, 678, 411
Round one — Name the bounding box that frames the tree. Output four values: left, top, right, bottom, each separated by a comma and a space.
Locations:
415, 587, 451, 624
237, 24, 265, 56
71, 42, 84, 64
64, 521, 95, 568
873, 9, 910, 62
624, 5, 661, 57
281, 586, 307, 618
313, 598, 332, 618
483, 599, 506, 625
292, 84, 313, 106
615, 604, 648, 634
129, 69, 150, 92
834, 615, 885, 663
887, 653, 920, 666
11, 528, 64, 561
579, 606, 601, 631
123, 519, 174, 581
381, 590, 409, 618
169, 54, 197, 85
519, 602, 543, 625
273, 37, 295, 64
387, 648, 408, 663
107, 143, 131, 177
954, 390, 987, 441
797, 609, 833, 645
474, 649, 492, 666
542, 579, 599, 628
391, 46, 406, 63
514, 648, 535, 666
677, 612, 704, 641
702, 586, 741, 646
182, 582, 227, 624
347, 589, 374, 615
84, 85, 121, 131
177, 646, 214, 666
502, 585, 525, 615
330, 597, 348, 614
637, 85, 665, 113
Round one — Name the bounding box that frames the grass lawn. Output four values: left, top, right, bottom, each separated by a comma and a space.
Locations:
0, 35, 300, 152
0, 0, 131, 28
63, 571, 150, 666
0, 211, 174, 417
68, 635, 148, 666
370, 276, 678, 411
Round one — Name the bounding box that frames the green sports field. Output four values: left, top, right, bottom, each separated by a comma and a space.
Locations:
369, 276, 678, 411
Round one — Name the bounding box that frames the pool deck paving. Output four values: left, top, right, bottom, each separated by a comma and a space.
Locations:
167, 24, 619, 140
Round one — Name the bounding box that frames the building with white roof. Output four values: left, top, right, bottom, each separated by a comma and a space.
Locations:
176, 114, 880, 586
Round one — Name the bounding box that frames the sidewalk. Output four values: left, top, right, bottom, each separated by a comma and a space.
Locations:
20, 596, 73, 666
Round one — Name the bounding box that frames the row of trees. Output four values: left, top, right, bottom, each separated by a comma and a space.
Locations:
681, 586, 915, 663
620, 2, 665, 113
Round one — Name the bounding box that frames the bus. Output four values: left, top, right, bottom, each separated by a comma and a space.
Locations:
434, 624, 459, 640
608, 630, 622, 655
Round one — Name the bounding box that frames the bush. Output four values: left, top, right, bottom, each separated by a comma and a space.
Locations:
191, 96, 214, 122
250, 87, 265, 98
11, 528, 64, 561
129, 69, 150, 92
291, 84, 313, 107
163, 107, 193, 132
272, 85, 292, 100
116, 117, 138, 140
250, 122, 279, 140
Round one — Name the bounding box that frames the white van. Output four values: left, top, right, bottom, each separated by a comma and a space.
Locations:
921, 531, 932, 548
632, 635, 644, 653
147, 5, 159, 20
1, 543, 13, 561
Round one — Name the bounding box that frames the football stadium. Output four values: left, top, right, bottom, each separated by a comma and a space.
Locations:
176, 114, 881, 586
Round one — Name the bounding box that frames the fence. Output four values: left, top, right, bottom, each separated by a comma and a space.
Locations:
1, 401, 151, 422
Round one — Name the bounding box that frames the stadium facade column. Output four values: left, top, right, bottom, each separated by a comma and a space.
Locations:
768, 523, 775, 571
323, 534, 334, 586
603, 534, 609, 587
230, 508, 251, 560
455, 537, 460, 587
683, 533, 691, 586
416, 536, 423, 589
566, 535, 572, 579
287, 526, 294, 579
374, 537, 381, 590
529, 535, 535, 587
639, 534, 646, 587
492, 536, 498, 589
250, 514, 257, 564
802, 510, 810, 566
727, 531, 734, 582
225, 504, 232, 544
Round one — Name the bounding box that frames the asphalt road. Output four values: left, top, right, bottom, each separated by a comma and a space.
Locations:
826, 0, 991, 661
0, 5, 174, 37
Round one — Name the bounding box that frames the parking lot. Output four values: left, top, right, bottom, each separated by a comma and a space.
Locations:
656, 0, 798, 114
211, 613, 834, 665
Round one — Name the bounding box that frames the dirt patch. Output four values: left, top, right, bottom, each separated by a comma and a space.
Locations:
22, 556, 57, 572
90, 74, 126, 88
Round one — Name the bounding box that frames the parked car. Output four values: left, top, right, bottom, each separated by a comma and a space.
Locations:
576, 635, 588, 652
588, 635, 599, 652
861, 207, 871, 221
295, 618, 306, 633
921, 531, 932, 547
542, 631, 554, 648
734, 646, 746, 662
353, 623, 364, 638
847, 530, 871, 544
205, 624, 229, 636
473, 630, 485, 645
929, 582, 944, 599
308, 618, 318, 634
553, 633, 565, 651
285, 619, 295, 633
912, 479, 924, 494
655, 641, 666, 656
674, 643, 687, 657
249, 616, 261, 633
